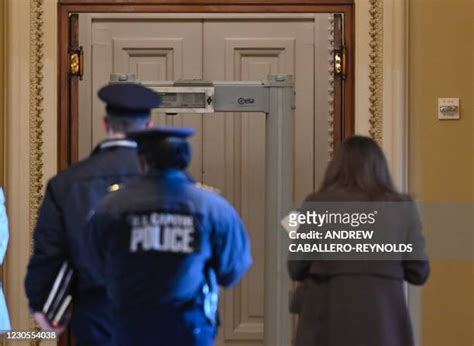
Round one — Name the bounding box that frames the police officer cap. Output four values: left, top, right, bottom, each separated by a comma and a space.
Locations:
98, 83, 161, 117
127, 126, 195, 144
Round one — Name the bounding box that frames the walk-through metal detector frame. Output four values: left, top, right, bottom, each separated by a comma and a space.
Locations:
111, 73, 295, 346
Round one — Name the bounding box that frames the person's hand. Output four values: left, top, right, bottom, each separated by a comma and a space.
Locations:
33, 312, 67, 334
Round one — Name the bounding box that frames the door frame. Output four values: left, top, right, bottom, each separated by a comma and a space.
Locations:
57, 0, 355, 170
57, 1, 355, 345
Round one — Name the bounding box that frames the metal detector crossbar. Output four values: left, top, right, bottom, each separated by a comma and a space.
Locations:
110, 73, 295, 346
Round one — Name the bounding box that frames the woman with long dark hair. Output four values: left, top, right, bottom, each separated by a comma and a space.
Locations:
288, 136, 430, 346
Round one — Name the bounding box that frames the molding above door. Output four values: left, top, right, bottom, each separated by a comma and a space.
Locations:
57, 0, 354, 4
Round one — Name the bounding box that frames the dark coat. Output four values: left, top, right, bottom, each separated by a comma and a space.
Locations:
87, 169, 253, 346
25, 139, 141, 346
288, 191, 430, 346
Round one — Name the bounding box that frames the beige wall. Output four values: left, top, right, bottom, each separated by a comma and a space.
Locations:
0, 0, 5, 187
1, 0, 6, 340
409, 0, 474, 345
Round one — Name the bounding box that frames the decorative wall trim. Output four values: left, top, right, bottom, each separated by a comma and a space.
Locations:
368, 0, 383, 143
30, 0, 44, 253
29, 0, 44, 344
327, 14, 335, 157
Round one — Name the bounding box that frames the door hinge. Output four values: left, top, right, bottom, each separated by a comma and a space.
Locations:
69, 46, 84, 80
334, 46, 347, 80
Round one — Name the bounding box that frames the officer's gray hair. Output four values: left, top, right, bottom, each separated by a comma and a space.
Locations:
106, 114, 150, 133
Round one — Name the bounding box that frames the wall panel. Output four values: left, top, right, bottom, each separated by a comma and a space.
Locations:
0, 0, 6, 186
409, 1, 474, 345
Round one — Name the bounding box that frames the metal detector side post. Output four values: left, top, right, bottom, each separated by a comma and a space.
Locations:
264, 75, 294, 346
109, 73, 295, 346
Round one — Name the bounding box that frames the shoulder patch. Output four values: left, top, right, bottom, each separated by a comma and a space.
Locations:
108, 183, 121, 192
195, 182, 221, 194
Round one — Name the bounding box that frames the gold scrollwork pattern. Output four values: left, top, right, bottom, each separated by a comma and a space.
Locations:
369, 0, 384, 143
29, 0, 44, 344
328, 14, 335, 158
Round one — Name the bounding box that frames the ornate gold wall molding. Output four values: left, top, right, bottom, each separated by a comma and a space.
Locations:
29, 0, 44, 344
368, 0, 384, 143
30, 0, 44, 253
328, 14, 335, 158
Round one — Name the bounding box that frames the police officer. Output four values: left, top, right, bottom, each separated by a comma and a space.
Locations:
25, 83, 161, 345
88, 126, 253, 346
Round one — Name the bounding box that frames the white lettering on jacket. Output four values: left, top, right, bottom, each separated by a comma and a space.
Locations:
129, 213, 195, 254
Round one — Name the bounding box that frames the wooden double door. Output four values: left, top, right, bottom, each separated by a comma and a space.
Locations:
65, 12, 350, 346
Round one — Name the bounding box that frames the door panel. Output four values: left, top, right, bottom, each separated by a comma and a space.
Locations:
79, 17, 203, 179
203, 19, 314, 346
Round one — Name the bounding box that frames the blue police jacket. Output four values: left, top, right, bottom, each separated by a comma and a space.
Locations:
25, 139, 141, 345
88, 169, 253, 345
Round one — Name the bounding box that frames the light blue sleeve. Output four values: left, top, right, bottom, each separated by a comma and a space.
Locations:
0, 188, 11, 330
0, 187, 9, 265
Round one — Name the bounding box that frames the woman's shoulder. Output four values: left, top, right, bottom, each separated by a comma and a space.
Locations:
303, 190, 415, 202
303, 191, 333, 202
304, 190, 367, 202
383, 192, 414, 202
